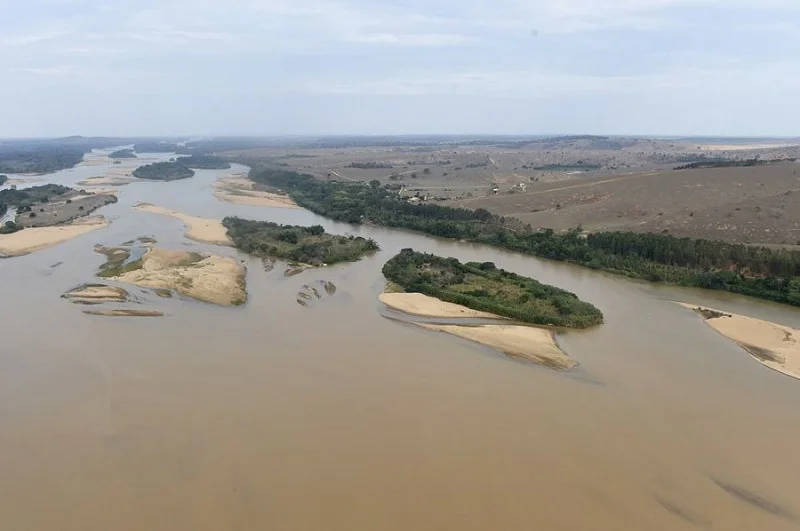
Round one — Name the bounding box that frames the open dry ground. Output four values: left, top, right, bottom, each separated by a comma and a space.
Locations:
225, 137, 800, 245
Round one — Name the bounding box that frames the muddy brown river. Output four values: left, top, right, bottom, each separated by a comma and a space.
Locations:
1, 150, 799, 530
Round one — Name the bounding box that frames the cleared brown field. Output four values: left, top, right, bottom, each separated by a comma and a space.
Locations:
450, 163, 800, 245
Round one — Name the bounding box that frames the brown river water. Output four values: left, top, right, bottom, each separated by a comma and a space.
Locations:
1, 151, 799, 530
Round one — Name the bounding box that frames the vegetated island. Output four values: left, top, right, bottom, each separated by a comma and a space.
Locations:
109, 149, 137, 159
0, 184, 115, 256
134, 203, 232, 246
132, 161, 195, 181
383, 249, 603, 328
678, 303, 800, 380
246, 167, 800, 308
223, 217, 379, 267
97, 246, 247, 306
380, 249, 603, 369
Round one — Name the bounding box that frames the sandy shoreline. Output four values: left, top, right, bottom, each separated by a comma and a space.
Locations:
678, 303, 800, 380
381, 292, 574, 368
213, 175, 300, 209
0, 216, 108, 257
380, 292, 502, 319
134, 203, 232, 246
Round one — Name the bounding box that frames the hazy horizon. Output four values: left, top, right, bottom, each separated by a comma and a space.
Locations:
2, 0, 799, 138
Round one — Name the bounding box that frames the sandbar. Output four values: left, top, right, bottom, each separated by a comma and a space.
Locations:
678, 303, 800, 380
77, 175, 135, 187
379, 292, 502, 319
0, 216, 108, 257
213, 175, 300, 209
105, 248, 247, 306
381, 292, 574, 368
84, 309, 164, 317
420, 323, 576, 369
63, 284, 130, 303
134, 203, 232, 246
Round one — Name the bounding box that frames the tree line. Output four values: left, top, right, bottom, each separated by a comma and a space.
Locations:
248, 167, 800, 306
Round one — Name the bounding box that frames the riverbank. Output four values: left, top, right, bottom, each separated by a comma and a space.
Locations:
0, 216, 108, 257
134, 203, 232, 246
678, 303, 800, 380
214, 175, 300, 208
380, 292, 575, 369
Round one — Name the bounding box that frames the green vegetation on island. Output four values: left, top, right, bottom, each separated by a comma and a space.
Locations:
246, 167, 800, 307
178, 154, 231, 169
383, 249, 604, 328
222, 217, 379, 265
0, 184, 72, 217
133, 161, 195, 181
109, 149, 137, 159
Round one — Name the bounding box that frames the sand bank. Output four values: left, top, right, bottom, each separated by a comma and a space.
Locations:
381, 292, 574, 368
134, 203, 232, 246
84, 309, 164, 317
0, 216, 108, 257
106, 248, 246, 306
213, 175, 300, 209
62, 284, 129, 303
421, 323, 575, 369
379, 292, 502, 319
678, 303, 800, 380
77, 175, 135, 187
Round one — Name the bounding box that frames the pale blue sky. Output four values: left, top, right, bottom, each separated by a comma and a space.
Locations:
1, 0, 799, 137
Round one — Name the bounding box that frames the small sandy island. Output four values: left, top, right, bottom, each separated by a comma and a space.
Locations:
77, 175, 135, 187
134, 203, 232, 246
62, 284, 130, 304
381, 292, 575, 369
380, 292, 502, 319
213, 175, 300, 209
0, 216, 108, 257
103, 247, 247, 306
678, 303, 800, 380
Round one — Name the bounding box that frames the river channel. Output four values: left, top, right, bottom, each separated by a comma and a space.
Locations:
0, 149, 799, 530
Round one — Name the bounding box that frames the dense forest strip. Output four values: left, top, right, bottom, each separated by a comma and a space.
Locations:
223, 217, 379, 265
246, 167, 800, 307
674, 158, 795, 170
383, 249, 604, 328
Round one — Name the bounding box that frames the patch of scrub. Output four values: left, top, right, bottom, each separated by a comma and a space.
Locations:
678, 303, 800, 380
98, 247, 247, 306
